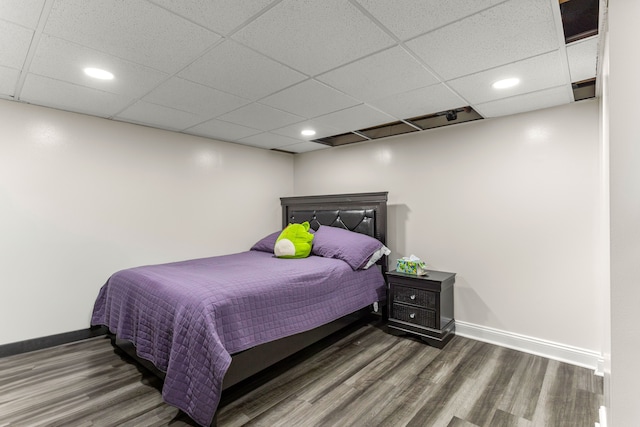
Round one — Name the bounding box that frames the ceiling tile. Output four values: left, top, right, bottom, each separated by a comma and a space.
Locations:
147, 0, 275, 35
179, 40, 306, 101
0, 0, 46, 28
567, 35, 598, 83
143, 77, 250, 117
185, 118, 261, 141
28, 35, 169, 98
259, 79, 359, 119
368, 83, 466, 119
279, 141, 330, 153
313, 104, 396, 134
20, 74, 133, 117
236, 132, 303, 150
355, 0, 504, 41
447, 50, 568, 104
474, 85, 573, 118
406, 0, 560, 80
217, 103, 304, 132
232, 0, 395, 75
0, 21, 33, 69
0, 65, 20, 97
317, 46, 439, 102
115, 101, 206, 131
43, 0, 220, 73
271, 119, 340, 140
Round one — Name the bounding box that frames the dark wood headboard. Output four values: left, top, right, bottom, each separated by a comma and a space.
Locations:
280, 192, 388, 271
280, 192, 387, 242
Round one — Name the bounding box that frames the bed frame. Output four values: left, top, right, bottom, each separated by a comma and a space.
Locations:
223, 191, 388, 387
114, 191, 388, 425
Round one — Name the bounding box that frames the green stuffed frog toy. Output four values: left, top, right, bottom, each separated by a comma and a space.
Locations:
274, 222, 314, 259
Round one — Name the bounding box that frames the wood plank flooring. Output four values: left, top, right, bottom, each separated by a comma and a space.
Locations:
0, 321, 602, 427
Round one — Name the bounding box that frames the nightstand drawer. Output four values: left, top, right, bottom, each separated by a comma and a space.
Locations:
392, 303, 436, 328
392, 285, 436, 309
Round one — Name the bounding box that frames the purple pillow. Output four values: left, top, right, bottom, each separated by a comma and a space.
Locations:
311, 226, 385, 270
250, 230, 280, 253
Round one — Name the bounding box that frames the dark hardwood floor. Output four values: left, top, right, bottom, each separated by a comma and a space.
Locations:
0, 321, 602, 427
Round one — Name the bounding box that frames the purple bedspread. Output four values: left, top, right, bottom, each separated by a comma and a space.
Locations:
91, 250, 385, 426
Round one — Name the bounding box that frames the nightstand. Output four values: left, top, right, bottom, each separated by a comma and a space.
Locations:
386, 269, 456, 349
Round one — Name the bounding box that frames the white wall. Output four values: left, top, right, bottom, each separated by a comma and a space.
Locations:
0, 100, 293, 346
295, 100, 602, 354
607, 0, 640, 424
0, 95, 607, 369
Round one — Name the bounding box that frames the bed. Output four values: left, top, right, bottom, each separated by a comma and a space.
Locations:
91, 192, 388, 426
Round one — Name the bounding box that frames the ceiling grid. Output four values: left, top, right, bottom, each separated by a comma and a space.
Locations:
0, 0, 599, 152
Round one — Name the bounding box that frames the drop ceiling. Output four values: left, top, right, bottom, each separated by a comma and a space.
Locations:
0, 0, 599, 153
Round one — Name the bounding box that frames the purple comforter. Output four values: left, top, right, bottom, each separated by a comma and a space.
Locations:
91, 250, 385, 426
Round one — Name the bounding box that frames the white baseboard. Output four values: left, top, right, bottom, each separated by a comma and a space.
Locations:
455, 320, 603, 373
595, 405, 607, 427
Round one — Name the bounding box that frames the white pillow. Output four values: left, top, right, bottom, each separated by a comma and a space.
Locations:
363, 245, 391, 269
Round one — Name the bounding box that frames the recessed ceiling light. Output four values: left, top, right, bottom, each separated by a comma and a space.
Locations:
492, 77, 520, 89
301, 129, 316, 136
84, 67, 114, 80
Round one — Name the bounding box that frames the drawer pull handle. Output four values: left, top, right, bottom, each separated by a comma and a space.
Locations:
410, 295, 416, 300
409, 313, 416, 319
